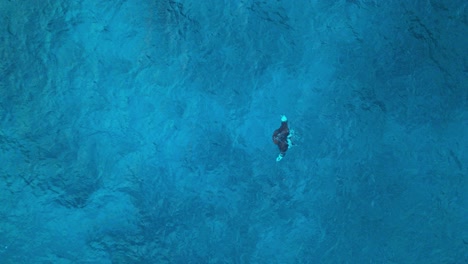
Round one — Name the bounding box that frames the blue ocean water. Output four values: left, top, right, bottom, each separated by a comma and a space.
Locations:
0, 0, 467, 263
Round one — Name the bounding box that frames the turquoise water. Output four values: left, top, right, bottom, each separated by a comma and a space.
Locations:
1, 0, 467, 263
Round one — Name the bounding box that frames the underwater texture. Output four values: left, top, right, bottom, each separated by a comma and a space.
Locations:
0, 0, 467, 263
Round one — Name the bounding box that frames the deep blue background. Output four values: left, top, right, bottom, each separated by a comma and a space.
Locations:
1, 0, 467, 263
